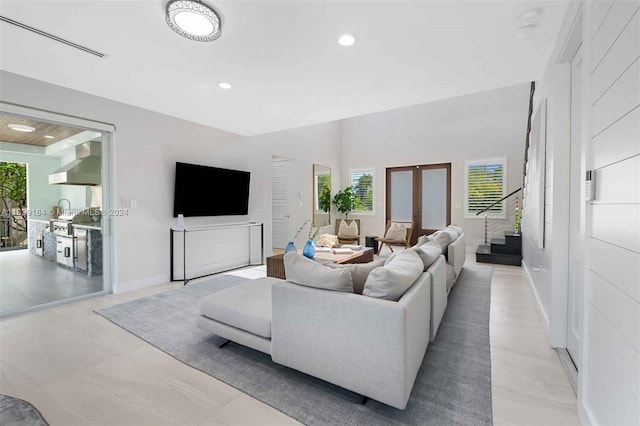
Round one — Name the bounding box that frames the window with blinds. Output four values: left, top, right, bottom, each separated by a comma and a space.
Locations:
350, 169, 374, 213
465, 159, 507, 218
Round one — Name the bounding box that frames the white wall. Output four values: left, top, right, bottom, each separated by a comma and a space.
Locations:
0, 144, 62, 216
523, 1, 640, 424
0, 70, 342, 292
341, 83, 529, 247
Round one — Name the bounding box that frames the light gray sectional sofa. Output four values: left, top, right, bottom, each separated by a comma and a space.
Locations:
196, 227, 466, 410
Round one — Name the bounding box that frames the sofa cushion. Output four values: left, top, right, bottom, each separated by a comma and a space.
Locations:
327, 258, 386, 294
411, 243, 442, 271
284, 252, 353, 292
444, 227, 460, 240
363, 250, 423, 300
337, 220, 358, 239
415, 234, 431, 247
200, 277, 280, 339
448, 225, 463, 235
433, 230, 454, 251
349, 258, 386, 294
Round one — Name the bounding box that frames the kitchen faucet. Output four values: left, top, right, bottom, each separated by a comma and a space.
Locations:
58, 199, 71, 215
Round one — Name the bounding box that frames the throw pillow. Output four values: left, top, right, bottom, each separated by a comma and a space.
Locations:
338, 220, 358, 239
411, 243, 441, 271
327, 258, 386, 294
284, 253, 353, 292
363, 250, 423, 300
384, 225, 407, 242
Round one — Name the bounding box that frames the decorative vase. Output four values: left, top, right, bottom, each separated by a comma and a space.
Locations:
303, 239, 316, 259
284, 241, 297, 254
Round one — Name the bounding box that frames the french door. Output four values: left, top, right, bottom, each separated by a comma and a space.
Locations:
386, 163, 451, 245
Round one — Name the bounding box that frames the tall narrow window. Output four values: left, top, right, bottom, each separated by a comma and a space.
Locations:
350, 169, 374, 213
465, 158, 507, 218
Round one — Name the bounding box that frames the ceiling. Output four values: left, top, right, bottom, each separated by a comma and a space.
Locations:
0, 114, 84, 146
0, 1, 569, 136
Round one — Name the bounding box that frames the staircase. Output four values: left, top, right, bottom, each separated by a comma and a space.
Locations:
475, 81, 534, 267
476, 231, 521, 266
474, 187, 523, 266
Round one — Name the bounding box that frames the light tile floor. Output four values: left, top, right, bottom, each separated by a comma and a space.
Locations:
0, 250, 103, 315
0, 255, 579, 425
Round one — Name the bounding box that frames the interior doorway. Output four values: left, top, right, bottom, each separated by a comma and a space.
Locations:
271, 157, 293, 251
386, 163, 451, 245
0, 104, 114, 317
567, 44, 584, 369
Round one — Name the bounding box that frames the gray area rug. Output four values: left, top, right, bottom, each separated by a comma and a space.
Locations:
96, 265, 493, 425
0, 394, 49, 426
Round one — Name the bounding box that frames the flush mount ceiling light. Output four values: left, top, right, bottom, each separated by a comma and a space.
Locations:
44, 135, 55, 139
8, 124, 36, 132
338, 34, 356, 47
515, 10, 539, 39
218, 82, 232, 89
166, 0, 222, 42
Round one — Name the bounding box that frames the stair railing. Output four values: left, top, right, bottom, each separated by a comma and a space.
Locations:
475, 187, 522, 245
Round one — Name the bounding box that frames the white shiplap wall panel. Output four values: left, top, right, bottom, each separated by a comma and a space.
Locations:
591, 238, 640, 302
592, 11, 639, 101
591, 58, 640, 136
588, 303, 640, 399
585, 329, 640, 425
591, 106, 640, 169
590, 272, 640, 351
586, 2, 640, 424
594, 155, 640, 203
592, 0, 640, 69
591, 204, 640, 253
592, 0, 615, 37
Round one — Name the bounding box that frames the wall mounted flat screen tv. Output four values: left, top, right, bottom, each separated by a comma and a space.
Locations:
173, 162, 250, 217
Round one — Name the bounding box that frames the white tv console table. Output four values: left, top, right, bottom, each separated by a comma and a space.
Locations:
170, 222, 264, 285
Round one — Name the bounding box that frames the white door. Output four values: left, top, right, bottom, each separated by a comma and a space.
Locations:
567, 46, 583, 368
272, 158, 292, 249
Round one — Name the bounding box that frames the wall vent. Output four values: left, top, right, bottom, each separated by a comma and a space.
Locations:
0, 16, 105, 58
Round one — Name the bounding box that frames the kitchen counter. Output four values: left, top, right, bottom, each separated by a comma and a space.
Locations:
27, 217, 53, 223
72, 224, 102, 231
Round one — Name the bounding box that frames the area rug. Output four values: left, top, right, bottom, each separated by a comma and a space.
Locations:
96, 265, 494, 425
0, 394, 49, 426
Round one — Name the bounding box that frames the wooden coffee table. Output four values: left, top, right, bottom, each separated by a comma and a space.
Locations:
266, 247, 374, 280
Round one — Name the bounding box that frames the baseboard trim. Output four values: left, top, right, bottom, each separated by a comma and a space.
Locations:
522, 260, 551, 340
556, 348, 578, 394
114, 273, 169, 294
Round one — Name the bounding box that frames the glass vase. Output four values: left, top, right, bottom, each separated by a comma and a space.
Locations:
284, 241, 297, 254
303, 239, 316, 259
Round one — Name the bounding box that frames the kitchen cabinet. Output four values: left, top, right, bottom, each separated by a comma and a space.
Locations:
72, 225, 102, 276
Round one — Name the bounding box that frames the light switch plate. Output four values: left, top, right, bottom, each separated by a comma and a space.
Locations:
130, 200, 137, 209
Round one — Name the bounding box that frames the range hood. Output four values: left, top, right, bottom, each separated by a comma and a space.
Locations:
49, 142, 101, 186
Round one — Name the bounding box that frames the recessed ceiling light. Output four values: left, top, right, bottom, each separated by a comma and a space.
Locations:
8, 124, 36, 132
338, 34, 356, 47
218, 82, 232, 89
166, 0, 222, 42
44, 135, 55, 139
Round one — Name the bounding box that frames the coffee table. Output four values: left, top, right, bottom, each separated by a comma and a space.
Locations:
266, 247, 374, 280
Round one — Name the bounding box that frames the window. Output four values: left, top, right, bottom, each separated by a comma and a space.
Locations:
350, 169, 374, 213
465, 158, 507, 219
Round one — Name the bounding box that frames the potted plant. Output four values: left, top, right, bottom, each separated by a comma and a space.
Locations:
319, 186, 331, 222
332, 186, 358, 219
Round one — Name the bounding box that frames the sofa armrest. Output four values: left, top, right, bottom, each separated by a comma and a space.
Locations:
271, 277, 430, 409
448, 233, 466, 276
